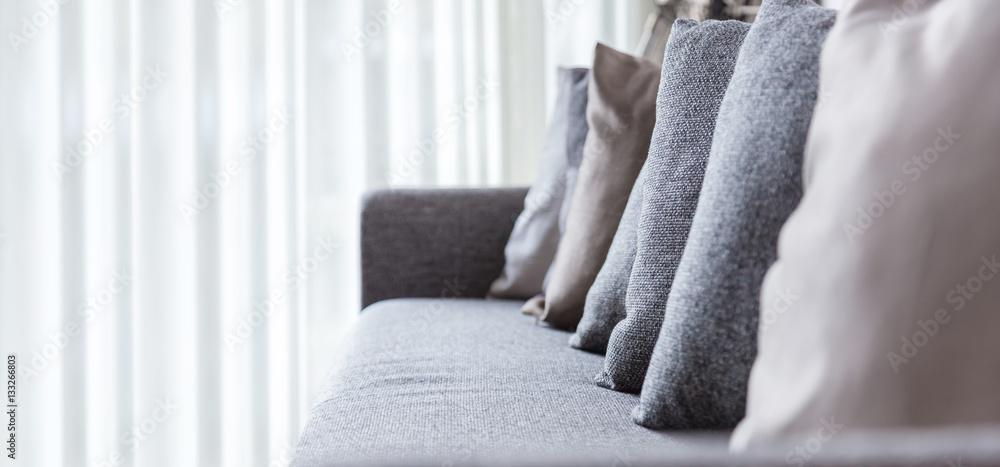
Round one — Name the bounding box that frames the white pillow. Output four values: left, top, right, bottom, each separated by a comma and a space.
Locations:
733, 0, 1000, 451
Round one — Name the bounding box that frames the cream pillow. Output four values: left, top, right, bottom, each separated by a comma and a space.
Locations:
733, 0, 1000, 451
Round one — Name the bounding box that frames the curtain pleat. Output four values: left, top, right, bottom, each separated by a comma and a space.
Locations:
58, 0, 87, 462
193, 0, 222, 465
131, 0, 198, 464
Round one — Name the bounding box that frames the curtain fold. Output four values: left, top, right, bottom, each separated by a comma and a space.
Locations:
1, 1, 649, 466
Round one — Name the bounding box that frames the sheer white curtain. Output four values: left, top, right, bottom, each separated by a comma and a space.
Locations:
1, 1, 648, 466
3, 1, 305, 466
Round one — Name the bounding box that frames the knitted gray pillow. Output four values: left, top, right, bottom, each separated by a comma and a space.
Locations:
569, 164, 646, 353
489, 68, 589, 299
596, 19, 750, 394
635, 0, 836, 429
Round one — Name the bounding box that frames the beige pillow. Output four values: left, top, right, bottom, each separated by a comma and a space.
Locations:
522, 43, 661, 330
733, 0, 1000, 451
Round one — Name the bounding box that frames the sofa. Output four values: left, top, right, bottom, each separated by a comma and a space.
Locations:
289, 188, 1000, 467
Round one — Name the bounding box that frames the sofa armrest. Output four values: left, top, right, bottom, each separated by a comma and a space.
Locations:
361, 187, 529, 308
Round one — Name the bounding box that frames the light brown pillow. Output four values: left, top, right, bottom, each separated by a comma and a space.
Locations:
522, 43, 661, 330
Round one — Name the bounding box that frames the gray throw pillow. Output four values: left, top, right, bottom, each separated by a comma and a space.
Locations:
569, 164, 647, 353
635, 0, 836, 430
596, 19, 750, 394
545, 68, 590, 290
489, 68, 589, 300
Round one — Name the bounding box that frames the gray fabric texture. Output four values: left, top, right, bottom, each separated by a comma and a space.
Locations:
534, 44, 660, 331
597, 19, 750, 394
635, 0, 836, 430
489, 68, 588, 300
293, 300, 1000, 467
291, 299, 711, 467
565, 69, 590, 169
362, 188, 527, 308
344, 427, 1000, 467
569, 164, 647, 353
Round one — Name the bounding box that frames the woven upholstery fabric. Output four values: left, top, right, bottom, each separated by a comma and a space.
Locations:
733, 0, 1000, 452
635, 0, 836, 430
596, 19, 750, 394
362, 188, 528, 308
291, 299, 707, 466
489, 68, 589, 300
291, 300, 1000, 466
536, 44, 660, 330
570, 164, 647, 353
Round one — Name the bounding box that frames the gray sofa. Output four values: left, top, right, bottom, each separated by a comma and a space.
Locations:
291, 188, 1000, 467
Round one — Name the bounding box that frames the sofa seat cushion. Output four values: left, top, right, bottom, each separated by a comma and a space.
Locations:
291, 298, 725, 466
